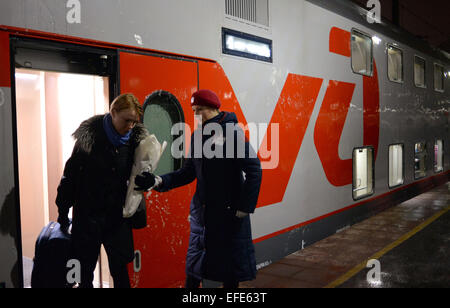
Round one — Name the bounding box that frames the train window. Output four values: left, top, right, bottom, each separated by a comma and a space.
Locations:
222, 28, 272, 63
387, 45, 403, 83
389, 144, 404, 188
414, 56, 426, 88
414, 142, 427, 179
142, 91, 185, 174
351, 30, 373, 76
434, 64, 444, 92
434, 140, 444, 173
352, 147, 374, 200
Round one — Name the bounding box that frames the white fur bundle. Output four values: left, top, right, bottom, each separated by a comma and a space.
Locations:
123, 134, 167, 218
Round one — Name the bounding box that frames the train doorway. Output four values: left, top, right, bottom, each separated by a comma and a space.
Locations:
11, 37, 118, 287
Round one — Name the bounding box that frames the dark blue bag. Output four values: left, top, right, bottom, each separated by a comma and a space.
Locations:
31, 221, 72, 288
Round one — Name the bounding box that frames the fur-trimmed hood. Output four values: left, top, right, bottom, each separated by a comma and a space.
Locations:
72, 114, 149, 154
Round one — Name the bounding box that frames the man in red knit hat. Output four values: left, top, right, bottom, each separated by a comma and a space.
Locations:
139, 89, 262, 288
190, 89, 222, 125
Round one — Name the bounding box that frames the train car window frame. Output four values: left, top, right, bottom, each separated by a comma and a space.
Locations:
352, 146, 375, 201
142, 90, 185, 173
388, 143, 404, 189
351, 29, 373, 77
387, 44, 404, 83
414, 141, 427, 179
414, 55, 427, 88
433, 63, 445, 92
434, 139, 444, 173
222, 28, 273, 63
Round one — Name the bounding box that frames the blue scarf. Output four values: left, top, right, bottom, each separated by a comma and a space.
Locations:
103, 113, 132, 147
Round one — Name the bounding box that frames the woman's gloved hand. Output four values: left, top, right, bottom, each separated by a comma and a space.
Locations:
134, 172, 156, 191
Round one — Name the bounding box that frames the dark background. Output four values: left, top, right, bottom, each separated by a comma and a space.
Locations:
349, 0, 450, 53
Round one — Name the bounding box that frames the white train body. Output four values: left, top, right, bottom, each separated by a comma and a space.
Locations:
0, 0, 448, 287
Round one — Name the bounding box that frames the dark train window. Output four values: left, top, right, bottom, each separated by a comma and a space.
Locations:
434, 63, 444, 92
414, 142, 427, 179
222, 28, 272, 63
387, 45, 403, 83
434, 140, 444, 173
142, 91, 185, 174
414, 56, 426, 88
353, 146, 375, 200
351, 29, 373, 76
389, 144, 404, 188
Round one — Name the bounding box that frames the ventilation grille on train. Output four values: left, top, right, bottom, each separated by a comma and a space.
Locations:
225, 0, 269, 27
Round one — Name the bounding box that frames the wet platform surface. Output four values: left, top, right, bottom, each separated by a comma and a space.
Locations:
242, 182, 450, 288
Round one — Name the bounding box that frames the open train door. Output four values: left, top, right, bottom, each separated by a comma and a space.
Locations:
119, 50, 198, 287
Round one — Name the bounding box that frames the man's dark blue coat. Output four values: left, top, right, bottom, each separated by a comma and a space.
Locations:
157, 112, 262, 283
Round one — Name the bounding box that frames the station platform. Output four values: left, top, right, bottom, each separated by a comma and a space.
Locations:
242, 182, 450, 288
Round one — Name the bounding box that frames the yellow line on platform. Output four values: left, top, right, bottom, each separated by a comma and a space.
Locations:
324, 205, 450, 288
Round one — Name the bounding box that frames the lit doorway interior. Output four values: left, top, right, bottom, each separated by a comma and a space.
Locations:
15, 68, 112, 287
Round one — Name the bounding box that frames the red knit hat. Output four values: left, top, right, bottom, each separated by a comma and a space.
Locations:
191, 89, 221, 109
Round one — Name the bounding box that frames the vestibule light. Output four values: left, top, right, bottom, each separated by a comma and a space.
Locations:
225, 35, 271, 58
222, 28, 273, 63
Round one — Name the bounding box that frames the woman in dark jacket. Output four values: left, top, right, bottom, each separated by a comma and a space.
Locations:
56, 93, 153, 288
153, 89, 262, 288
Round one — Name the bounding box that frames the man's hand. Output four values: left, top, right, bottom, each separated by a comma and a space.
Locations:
134, 172, 156, 191
154, 175, 162, 188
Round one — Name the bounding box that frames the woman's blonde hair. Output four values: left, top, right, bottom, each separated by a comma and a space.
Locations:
110, 93, 143, 117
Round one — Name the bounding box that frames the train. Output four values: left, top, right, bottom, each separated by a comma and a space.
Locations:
0, 0, 448, 288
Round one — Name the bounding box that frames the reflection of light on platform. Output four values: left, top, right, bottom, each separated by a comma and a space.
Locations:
368, 279, 382, 287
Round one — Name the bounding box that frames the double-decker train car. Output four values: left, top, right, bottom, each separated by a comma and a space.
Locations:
0, 0, 448, 288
